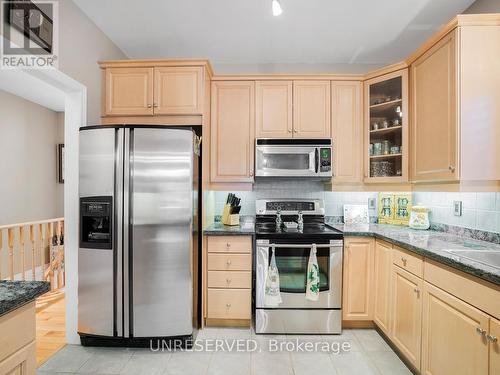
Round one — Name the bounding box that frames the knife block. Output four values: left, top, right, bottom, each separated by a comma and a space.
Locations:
222, 204, 240, 226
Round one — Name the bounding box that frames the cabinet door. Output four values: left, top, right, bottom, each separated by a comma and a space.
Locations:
392, 265, 422, 371
343, 237, 374, 321
255, 81, 293, 138
0, 341, 35, 375
422, 281, 488, 375
104, 68, 154, 116
490, 317, 500, 375
210, 81, 255, 182
411, 30, 458, 182
373, 240, 392, 334
293, 81, 331, 138
153, 67, 203, 115
331, 81, 362, 183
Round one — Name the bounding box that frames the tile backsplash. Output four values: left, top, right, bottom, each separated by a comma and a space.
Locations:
413, 192, 500, 234
205, 181, 379, 220
204, 183, 500, 235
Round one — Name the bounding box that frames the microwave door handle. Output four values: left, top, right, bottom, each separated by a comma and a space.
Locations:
315, 148, 319, 173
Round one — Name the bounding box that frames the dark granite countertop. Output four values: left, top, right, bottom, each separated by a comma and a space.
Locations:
332, 224, 500, 286
0, 281, 50, 317
204, 222, 255, 236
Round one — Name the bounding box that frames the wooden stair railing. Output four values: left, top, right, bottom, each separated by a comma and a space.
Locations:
0, 218, 65, 292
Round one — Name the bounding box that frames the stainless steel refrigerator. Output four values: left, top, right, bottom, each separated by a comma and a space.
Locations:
78, 125, 200, 346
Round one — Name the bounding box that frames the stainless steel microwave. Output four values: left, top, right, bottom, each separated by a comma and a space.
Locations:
255, 139, 332, 178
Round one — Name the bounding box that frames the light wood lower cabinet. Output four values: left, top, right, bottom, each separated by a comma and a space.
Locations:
392, 265, 423, 371
207, 289, 251, 320
421, 281, 489, 375
205, 235, 252, 326
343, 237, 374, 321
490, 317, 500, 375
373, 240, 392, 334
0, 302, 36, 375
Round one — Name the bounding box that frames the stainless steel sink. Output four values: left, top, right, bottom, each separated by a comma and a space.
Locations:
447, 250, 500, 269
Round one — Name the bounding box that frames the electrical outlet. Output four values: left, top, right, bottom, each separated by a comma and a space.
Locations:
453, 201, 462, 216
368, 198, 376, 210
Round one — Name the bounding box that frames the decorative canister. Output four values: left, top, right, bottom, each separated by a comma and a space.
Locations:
409, 204, 430, 230
382, 140, 390, 155
373, 142, 382, 156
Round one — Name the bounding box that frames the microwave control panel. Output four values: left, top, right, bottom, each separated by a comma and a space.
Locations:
319, 148, 331, 172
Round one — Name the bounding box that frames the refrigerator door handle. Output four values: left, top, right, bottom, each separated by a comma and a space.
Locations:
115, 128, 124, 337
123, 128, 131, 338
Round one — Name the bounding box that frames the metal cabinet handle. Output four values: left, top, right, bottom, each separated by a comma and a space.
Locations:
401, 257, 407, 266
288, 129, 292, 133
226, 260, 232, 266
413, 288, 419, 294
449, 165, 455, 172
147, 104, 152, 108
476, 327, 487, 336
226, 278, 232, 284
153, 103, 159, 108
294, 129, 298, 133
226, 303, 231, 308
487, 334, 498, 343
226, 242, 231, 248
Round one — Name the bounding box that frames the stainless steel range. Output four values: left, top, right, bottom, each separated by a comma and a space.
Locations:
255, 199, 343, 334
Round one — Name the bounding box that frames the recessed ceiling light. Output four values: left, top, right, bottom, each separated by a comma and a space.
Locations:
272, 0, 283, 16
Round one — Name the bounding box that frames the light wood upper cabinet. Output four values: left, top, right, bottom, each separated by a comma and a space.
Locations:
392, 265, 423, 371
331, 81, 362, 183
153, 67, 203, 115
364, 69, 408, 183
104, 68, 154, 116
210, 81, 255, 182
411, 30, 458, 182
293, 81, 331, 138
343, 237, 374, 321
490, 317, 500, 375
373, 240, 392, 335
421, 281, 489, 375
255, 81, 293, 138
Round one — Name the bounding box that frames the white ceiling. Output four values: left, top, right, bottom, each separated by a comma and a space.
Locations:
73, 0, 475, 74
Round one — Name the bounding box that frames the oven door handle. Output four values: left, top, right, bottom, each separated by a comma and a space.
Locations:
263, 243, 341, 249
315, 148, 319, 173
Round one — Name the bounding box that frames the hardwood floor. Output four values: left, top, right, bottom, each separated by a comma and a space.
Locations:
36, 292, 66, 366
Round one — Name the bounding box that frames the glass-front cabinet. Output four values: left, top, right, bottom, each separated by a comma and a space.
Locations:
364, 69, 408, 183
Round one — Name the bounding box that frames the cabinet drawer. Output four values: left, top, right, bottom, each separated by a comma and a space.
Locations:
208, 254, 252, 271
393, 246, 423, 277
207, 236, 252, 253
0, 302, 35, 362
207, 271, 251, 289
207, 289, 251, 319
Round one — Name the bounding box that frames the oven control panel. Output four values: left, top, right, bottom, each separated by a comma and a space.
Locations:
266, 201, 315, 212
256, 199, 325, 215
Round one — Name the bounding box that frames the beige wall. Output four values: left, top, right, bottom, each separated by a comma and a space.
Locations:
464, 0, 500, 13
57, 0, 127, 124
0, 90, 64, 225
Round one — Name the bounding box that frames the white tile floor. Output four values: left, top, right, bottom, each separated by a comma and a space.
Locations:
37, 328, 412, 375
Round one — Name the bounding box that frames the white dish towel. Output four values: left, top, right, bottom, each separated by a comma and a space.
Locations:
264, 245, 282, 307
306, 244, 320, 301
